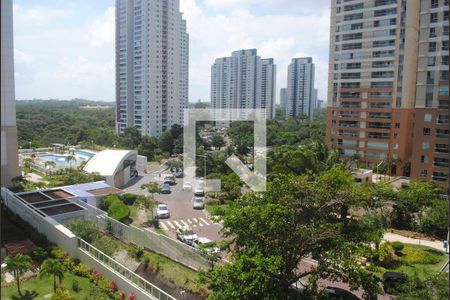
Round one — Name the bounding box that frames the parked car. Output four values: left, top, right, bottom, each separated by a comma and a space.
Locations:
192, 196, 205, 209
176, 226, 198, 246
174, 168, 183, 178
182, 181, 192, 191
194, 186, 205, 196
163, 174, 176, 185
161, 183, 171, 194
323, 287, 361, 300
192, 237, 220, 256
156, 204, 170, 218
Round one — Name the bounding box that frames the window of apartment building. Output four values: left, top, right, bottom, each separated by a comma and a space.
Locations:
420, 170, 428, 177
422, 142, 430, 149
423, 128, 431, 135
439, 85, 449, 96
442, 56, 449, 66
442, 41, 449, 51
430, 13, 438, 23
444, 11, 449, 21
429, 42, 437, 52
429, 27, 437, 38
344, 3, 364, 11
445, 0, 449, 6
438, 115, 449, 124
424, 114, 433, 122
374, 18, 396, 27
421, 155, 429, 163
428, 57, 436, 66
427, 71, 435, 84
431, 0, 438, 9
395, 123, 401, 129
442, 70, 449, 80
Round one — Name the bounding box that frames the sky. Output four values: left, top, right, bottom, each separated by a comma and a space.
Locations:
13, 0, 331, 103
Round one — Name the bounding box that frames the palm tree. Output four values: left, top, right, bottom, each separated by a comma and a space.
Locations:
44, 160, 56, 170
40, 258, 66, 292
65, 155, 76, 169
22, 157, 34, 170
5, 254, 33, 295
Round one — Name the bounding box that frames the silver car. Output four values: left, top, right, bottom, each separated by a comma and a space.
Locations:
192, 196, 205, 209
156, 204, 170, 218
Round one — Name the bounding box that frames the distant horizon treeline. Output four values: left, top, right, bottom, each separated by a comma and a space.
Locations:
16, 99, 117, 148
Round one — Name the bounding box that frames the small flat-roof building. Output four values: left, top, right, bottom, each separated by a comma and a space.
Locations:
83, 150, 145, 188
62, 181, 122, 207
351, 168, 373, 184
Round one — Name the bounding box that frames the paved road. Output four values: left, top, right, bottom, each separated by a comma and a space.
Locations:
383, 232, 447, 252
123, 165, 224, 242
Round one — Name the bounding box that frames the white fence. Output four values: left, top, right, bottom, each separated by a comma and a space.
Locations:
78, 239, 176, 300
1, 188, 174, 300
76, 200, 211, 271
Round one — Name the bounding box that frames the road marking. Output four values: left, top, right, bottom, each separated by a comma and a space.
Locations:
198, 222, 204, 227
165, 220, 175, 229
180, 220, 189, 227
192, 218, 198, 223
160, 222, 168, 230
173, 220, 182, 228
187, 219, 193, 224
199, 218, 209, 225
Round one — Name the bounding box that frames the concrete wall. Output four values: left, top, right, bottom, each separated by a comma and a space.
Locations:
1, 188, 163, 300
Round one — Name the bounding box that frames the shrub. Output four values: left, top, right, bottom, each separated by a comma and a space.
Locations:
109, 200, 130, 222
392, 241, 404, 253
50, 246, 69, 260
128, 292, 137, 300
51, 289, 72, 300
73, 263, 90, 277
110, 280, 118, 292
71, 279, 80, 292
63, 257, 75, 271
128, 245, 144, 260
101, 194, 121, 210
65, 219, 101, 243
121, 193, 138, 205
92, 236, 119, 256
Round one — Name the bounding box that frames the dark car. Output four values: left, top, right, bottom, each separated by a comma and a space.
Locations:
161, 183, 171, 194
174, 168, 183, 178
323, 287, 361, 300
383, 272, 407, 293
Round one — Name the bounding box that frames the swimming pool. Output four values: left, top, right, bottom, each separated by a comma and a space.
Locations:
74, 150, 95, 159
38, 154, 87, 167
37, 149, 96, 167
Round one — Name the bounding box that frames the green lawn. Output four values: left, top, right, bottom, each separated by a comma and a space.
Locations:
1, 272, 105, 300
205, 204, 229, 216
371, 244, 448, 280
142, 251, 203, 293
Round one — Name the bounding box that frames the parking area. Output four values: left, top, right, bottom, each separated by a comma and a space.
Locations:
123, 163, 225, 243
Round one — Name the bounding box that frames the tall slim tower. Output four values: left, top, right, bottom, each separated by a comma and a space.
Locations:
286, 57, 316, 119
1, 0, 20, 187
326, 0, 448, 190
116, 0, 189, 136
211, 49, 276, 119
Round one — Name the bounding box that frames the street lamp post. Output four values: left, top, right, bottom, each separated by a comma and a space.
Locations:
1, 263, 7, 300
196, 154, 207, 179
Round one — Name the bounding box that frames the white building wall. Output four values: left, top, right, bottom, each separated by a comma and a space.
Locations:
211, 49, 276, 118
1, 0, 20, 187
116, 0, 189, 137
286, 57, 316, 120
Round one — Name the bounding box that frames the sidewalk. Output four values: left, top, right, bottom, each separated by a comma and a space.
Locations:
383, 232, 446, 252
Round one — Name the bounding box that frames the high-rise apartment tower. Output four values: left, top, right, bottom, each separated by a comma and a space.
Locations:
1, 0, 20, 187
286, 57, 316, 119
326, 0, 448, 190
211, 49, 276, 119
116, 0, 189, 136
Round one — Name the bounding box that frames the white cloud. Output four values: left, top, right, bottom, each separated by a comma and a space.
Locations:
180, 0, 330, 102
13, 0, 331, 104
85, 7, 115, 48
13, 4, 71, 26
